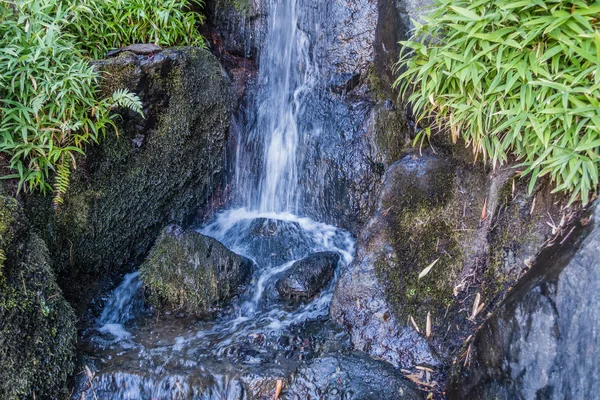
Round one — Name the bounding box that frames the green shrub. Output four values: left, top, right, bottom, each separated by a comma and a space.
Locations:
395, 0, 600, 204
0, 0, 205, 208
0, 0, 143, 208
66, 0, 205, 59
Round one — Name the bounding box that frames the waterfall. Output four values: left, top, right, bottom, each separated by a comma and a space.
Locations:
78, 1, 359, 398
236, 0, 320, 213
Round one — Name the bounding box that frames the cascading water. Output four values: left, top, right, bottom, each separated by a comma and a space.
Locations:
235, 0, 325, 214
78, 1, 357, 399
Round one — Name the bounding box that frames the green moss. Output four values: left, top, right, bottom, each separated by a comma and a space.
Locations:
140, 226, 251, 314
217, 0, 250, 13
25, 48, 231, 311
0, 197, 19, 273
377, 203, 464, 323
367, 64, 388, 102
0, 196, 76, 399
372, 152, 491, 332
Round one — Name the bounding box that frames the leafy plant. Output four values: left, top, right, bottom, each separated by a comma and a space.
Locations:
395, 0, 600, 204
0, 0, 144, 209
66, 0, 205, 59
1, 0, 205, 208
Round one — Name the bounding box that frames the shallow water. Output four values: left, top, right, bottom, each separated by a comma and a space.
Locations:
77, 209, 354, 399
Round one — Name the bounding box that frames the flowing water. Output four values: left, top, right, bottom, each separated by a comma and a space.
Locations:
77, 0, 358, 398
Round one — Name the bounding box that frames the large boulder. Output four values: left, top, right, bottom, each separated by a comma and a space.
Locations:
331, 149, 565, 375
140, 225, 253, 314
26, 47, 232, 310
0, 195, 76, 399
449, 203, 600, 399
276, 251, 340, 303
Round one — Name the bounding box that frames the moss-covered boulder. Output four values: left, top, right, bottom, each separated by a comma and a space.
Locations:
0, 195, 76, 399
140, 225, 252, 314
331, 149, 564, 375
26, 47, 231, 310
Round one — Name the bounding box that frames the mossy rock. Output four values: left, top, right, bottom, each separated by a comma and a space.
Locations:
25, 47, 232, 311
140, 225, 253, 314
0, 196, 76, 399
374, 150, 486, 325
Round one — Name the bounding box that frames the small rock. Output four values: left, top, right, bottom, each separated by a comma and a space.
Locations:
106, 43, 162, 57
276, 252, 340, 303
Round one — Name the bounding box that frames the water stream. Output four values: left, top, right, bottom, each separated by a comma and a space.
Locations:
77, 0, 358, 398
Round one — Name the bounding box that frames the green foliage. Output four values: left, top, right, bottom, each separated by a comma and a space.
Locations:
66, 0, 205, 58
1, 0, 204, 206
395, 0, 600, 204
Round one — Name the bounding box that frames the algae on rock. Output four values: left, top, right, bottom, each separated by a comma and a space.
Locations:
25, 47, 232, 310
0, 195, 76, 400
332, 148, 564, 372
140, 225, 253, 314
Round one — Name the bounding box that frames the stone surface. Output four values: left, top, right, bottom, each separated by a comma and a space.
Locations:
288, 353, 424, 399
331, 149, 563, 375
276, 251, 340, 303
106, 43, 163, 57
449, 202, 600, 400
140, 225, 253, 314
204, 0, 267, 60
25, 47, 231, 311
0, 195, 76, 399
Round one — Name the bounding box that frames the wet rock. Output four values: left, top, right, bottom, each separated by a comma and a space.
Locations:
276, 252, 340, 303
288, 353, 423, 399
75, 369, 244, 400
204, 0, 267, 59
331, 149, 563, 371
230, 218, 313, 266
374, 0, 435, 95
0, 195, 76, 399
25, 47, 231, 312
140, 225, 252, 314
449, 203, 600, 400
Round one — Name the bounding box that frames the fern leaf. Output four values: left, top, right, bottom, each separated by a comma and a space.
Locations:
52, 155, 71, 213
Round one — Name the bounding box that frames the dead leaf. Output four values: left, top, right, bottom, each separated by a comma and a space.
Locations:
481, 197, 488, 221
274, 379, 283, 399
471, 293, 481, 320
410, 315, 420, 333
426, 312, 432, 339
419, 258, 440, 280
403, 373, 437, 388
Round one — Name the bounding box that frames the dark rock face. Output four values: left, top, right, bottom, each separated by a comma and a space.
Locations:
204, 0, 267, 60
331, 149, 564, 376
140, 225, 252, 314
0, 195, 76, 399
26, 47, 231, 311
449, 203, 600, 400
374, 0, 435, 94
276, 251, 340, 303
288, 353, 423, 399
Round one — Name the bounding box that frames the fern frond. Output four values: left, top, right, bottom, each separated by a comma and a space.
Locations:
52, 155, 71, 213
110, 89, 143, 116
